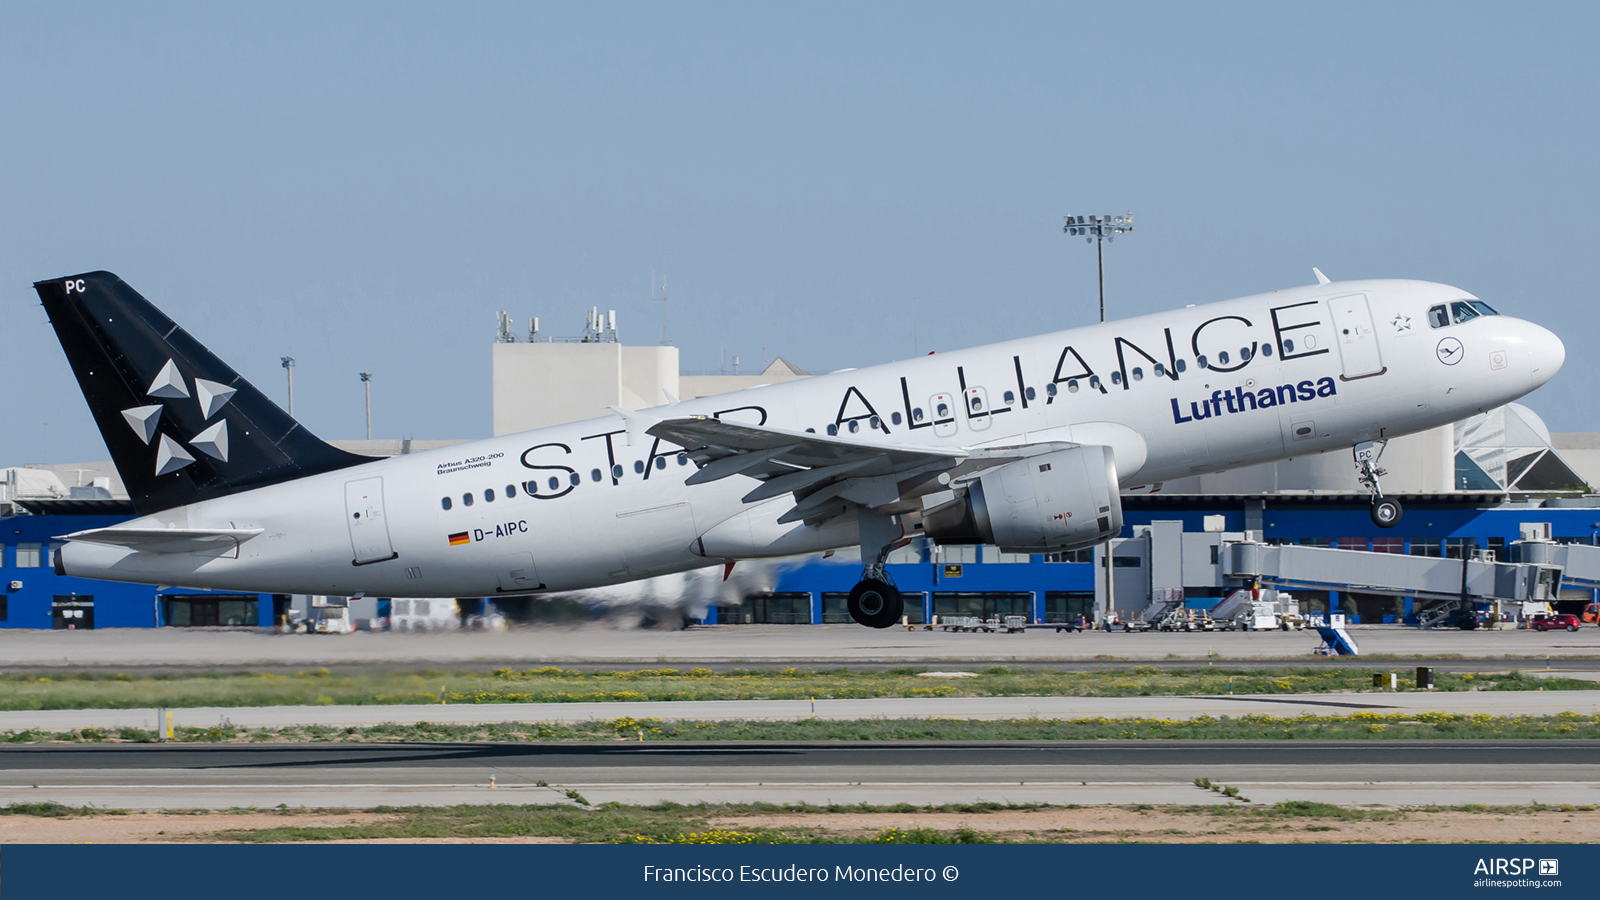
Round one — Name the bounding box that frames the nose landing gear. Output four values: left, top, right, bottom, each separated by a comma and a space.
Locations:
1355, 440, 1402, 528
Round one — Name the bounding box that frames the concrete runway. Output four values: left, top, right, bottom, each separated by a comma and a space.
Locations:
2, 741, 1594, 809
2, 623, 1597, 667
5, 689, 1596, 733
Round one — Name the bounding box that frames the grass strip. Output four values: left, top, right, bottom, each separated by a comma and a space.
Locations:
8, 711, 1598, 744
0, 666, 1587, 711
188, 800, 1595, 843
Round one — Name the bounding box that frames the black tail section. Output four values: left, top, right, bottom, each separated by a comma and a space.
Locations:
36, 271, 368, 515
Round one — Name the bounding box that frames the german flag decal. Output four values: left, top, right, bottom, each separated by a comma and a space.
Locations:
447, 531, 470, 547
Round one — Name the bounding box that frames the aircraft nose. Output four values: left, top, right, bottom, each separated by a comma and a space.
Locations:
1525, 320, 1564, 387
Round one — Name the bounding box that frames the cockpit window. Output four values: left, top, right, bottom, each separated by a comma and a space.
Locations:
1468, 300, 1498, 316
1450, 301, 1480, 324
1428, 305, 1449, 328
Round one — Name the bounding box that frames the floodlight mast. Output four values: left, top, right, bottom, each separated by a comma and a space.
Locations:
1064, 212, 1134, 323
359, 372, 373, 440
280, 356, 295, 415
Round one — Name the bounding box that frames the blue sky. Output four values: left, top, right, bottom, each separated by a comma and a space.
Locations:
2, 2, 1596, 461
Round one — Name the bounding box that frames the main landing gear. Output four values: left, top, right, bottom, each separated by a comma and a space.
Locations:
1355, 440, 1402, 528
848, 510, 906, 629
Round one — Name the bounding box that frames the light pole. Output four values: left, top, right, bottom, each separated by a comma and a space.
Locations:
280, 356, 295, 415
1064, 212, 1134, 323
359, 372, 373, 440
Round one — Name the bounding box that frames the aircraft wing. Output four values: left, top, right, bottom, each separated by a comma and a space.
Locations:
643, 414, 1069, 526
60, 526, 265, 555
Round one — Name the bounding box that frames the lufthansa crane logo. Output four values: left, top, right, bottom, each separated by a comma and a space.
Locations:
121, 359, 237, 476
1436, 336, 1464, 366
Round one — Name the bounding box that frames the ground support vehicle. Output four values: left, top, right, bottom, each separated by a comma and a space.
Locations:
1531, 613, 1582, 632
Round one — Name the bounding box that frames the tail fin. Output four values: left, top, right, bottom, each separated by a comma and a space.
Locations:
36, 271, 368, 515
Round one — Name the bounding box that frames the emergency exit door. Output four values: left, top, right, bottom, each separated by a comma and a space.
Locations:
1327, 294, 1385, 379
345, 477, 397, 564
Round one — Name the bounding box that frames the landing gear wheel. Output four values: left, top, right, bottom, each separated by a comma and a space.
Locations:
847, 578, 903, 629
1370, 497, 1403, 528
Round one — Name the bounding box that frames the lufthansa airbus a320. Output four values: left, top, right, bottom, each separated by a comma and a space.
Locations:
35, 271, 1562, 627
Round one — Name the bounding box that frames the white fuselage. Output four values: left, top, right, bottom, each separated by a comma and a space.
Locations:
60, 279, 1564, 596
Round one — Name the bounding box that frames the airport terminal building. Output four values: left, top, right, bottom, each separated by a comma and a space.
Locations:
4, 317, 1597, 630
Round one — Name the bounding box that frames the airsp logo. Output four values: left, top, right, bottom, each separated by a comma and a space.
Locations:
120, 358, 238, 476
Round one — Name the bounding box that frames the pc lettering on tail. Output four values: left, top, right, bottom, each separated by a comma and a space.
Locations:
35, 269, 1563, 628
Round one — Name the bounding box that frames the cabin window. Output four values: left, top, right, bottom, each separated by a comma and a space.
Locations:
612, 464, 624, 479
550, 476, 561, 490
1239, 346, 1251, 361
591, 468, 602, 482
827, 424, 838, 436
634, 460, 646, 474
936, 402, 950, 417
1046, 384, 1058, 397
1175, 359, 1187, 372
805, 427, 815, 433
1003, 390, 1015, 403
462, 493, 474, 507
678, 452, 689, 465
891, 411, 903, 425
913, 407, 925, 421
440, 496, 452, 510
969, 395, 984, 410
1197, 355, 1208, 368
1260, 344, 1272, 357
1451, 301, 1480, 324
1217, 351, 1230, 365
1281, 339, 1294, 353
655, 456, 667, 469
1428, 305, 1449, 328
869, 415, 880, 429
1153, 364, 1164, 377
1066, 380, 1078, 393
484, 488, 495, 502
848, 420, 860, 433
505, 484, 516, 498
1024, 386, 1036, 400
569, 472, 580, 485
1088, 375, 1100, 389
1109, 371, 1122, 385
525, 480, 538, 495
1131, 367, 1143, 381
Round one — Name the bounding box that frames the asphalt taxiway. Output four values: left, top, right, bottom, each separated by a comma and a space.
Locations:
2, 740, 1593, 809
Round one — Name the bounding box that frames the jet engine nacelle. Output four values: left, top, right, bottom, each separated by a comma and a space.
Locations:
923, 445, 1123, 553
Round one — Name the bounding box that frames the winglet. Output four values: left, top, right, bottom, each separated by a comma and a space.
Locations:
608, 405, 661, 447
1313, 267, 1331, 285
662, 389, 681, 406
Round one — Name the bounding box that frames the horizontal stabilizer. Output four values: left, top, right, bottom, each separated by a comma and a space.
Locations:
60, 526, 264, 554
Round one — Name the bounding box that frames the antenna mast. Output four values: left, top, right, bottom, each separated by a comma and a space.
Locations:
651, 270, 671, 345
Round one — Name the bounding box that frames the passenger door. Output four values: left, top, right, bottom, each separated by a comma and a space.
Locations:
344, 477, 397, 564
1327, 295, 1385, 379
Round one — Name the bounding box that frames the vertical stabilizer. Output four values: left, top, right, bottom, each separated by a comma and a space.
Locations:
35, 271, 368, 514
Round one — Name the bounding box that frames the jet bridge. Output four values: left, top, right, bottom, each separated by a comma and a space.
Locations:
1101, 520, 1570, 628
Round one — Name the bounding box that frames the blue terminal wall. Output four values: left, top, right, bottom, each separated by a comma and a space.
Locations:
743, 498, 1600, 626
8, 499, 1600, 629
0, 514, 278, 629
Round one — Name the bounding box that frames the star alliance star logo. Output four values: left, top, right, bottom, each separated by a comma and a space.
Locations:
120, 359, 237, 476
1390, 313, 1411, 333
